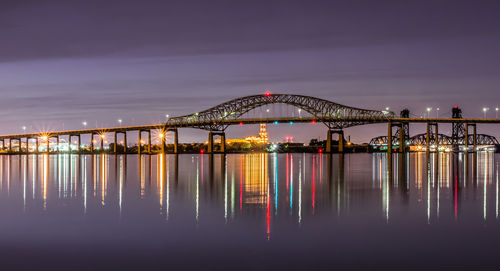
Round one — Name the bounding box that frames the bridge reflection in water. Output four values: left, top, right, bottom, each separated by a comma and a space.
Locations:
0, 153, 498, 237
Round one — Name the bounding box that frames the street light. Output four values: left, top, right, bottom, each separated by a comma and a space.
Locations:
436, 108, 440, 118
426, 107, 432, 118
483, 107, 489, 118
22, 126, 26, 132
82, 121, 87, 128
118, 119, 122, 126
496, 107, 499, 118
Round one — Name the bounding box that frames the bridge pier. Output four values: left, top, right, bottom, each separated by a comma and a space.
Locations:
465, 124, 468, 151
159, 129, 179, 154
9, 139, 12, 153
160, 132, 166, 153
113, 132, 127, 153
207, 131, 225, 154
91, 133, 95, 153
138, 130, 142, 155
208, 131, 213, 153
22, 138, 27, 153
113, 132, 117, 153
326, 130, 344, 153
35, 137, 39, 154
68, 135, 71, 153
425, 122, 438, 152
472, 124, 477, 152
56, 136, 60, 152
387, 122, 393, 180
123, 132, 127, 153
174, 129, 179, 154
147, 130, 152, 154
100, 134, 104, 152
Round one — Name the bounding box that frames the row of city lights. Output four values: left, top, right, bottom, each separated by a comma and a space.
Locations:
385, 106, 499, 118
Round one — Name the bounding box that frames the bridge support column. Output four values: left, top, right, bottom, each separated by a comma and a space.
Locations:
220, 132, 226, 153
338, 130, 344, 153
387, 122, 393, 179
138, 131, 142, 155
114, 132, 117, 154
472, 124, 477, 152
123, 132, 127, 154
326, 130, 332, 153
100, 134, 104, 152
77, 135, 81, 152
9, 139, 12, 153
208, 131, 213, 154
46, 137, 50, 154
56, 136, 60, 152
174, 129, 179, 154
148, 130, 152, 154
1, 140, 4, 151
425, 122, 440, 173
35, 137, 39, 154
398, 124, 404, 153
426, 122, 431, 153
326, 130, 344, 153
91, 133, 95, 154
207, 131, 225, 154
68, 135, 72, 153
161, 132, 166, 154
465, 124, 469, 151
435, 124, 439, 152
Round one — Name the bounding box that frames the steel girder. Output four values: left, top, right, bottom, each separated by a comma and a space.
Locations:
370, 133, 498, 146
167, 94, 394, 131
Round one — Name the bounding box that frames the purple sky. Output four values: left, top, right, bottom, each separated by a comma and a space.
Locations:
1, 0, 499, 143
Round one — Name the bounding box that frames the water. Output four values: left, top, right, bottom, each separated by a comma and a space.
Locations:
0, 153, 499, 270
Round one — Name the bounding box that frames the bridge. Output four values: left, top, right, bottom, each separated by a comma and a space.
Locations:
0, 93, 499, 154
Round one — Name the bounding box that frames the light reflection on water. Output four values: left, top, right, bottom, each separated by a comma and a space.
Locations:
1, 153, 499, 225
0, 152, 499, 269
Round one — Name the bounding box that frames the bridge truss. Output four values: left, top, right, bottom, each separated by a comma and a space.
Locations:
167, 94, 394, 131
370, 133, 498, 147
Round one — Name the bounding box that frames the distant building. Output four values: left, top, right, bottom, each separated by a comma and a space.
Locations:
245, 124, 268, 144
212, 123, 269, 144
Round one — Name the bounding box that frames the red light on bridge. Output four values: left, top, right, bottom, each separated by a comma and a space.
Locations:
264, 91, 271, 97
311, 120, 316, 124
200, 150, 205, 154
318, 148, 323, 153
239, 122, 243, 126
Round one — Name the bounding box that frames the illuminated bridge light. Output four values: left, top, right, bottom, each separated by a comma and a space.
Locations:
274, 121, 278, 125
264, 91, 271, 97
289, 121, 293, 125
311, 120, 316, 124
239, 122, 243, 126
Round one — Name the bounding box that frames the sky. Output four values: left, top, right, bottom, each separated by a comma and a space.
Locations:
1, 0, 499, 143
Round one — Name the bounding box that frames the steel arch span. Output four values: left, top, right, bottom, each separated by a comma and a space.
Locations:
167, 94, 394, 130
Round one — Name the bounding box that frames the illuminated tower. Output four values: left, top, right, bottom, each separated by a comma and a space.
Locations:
259, 124, 269, 143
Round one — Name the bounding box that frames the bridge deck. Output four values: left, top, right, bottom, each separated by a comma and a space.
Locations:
1, 117, 500, 140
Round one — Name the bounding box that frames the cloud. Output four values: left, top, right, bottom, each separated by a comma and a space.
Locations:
1, 0, 499, 62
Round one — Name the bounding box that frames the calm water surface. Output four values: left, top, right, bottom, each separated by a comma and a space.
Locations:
1, 153, 499, 270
